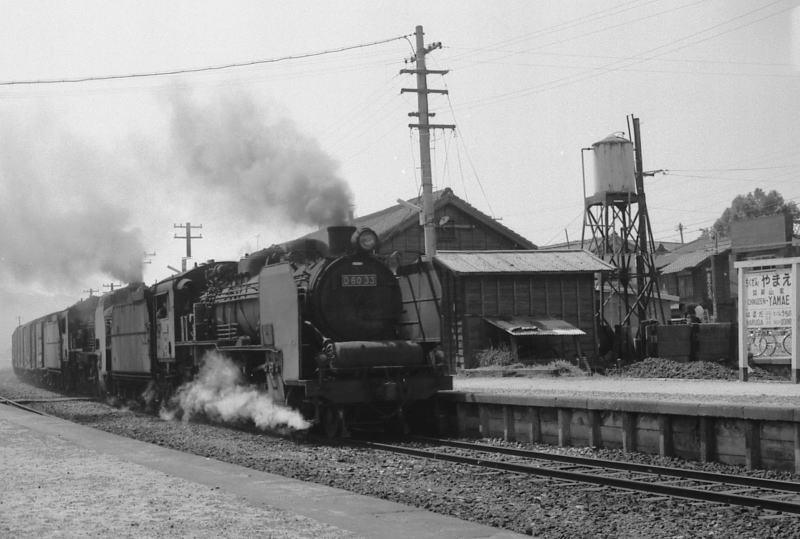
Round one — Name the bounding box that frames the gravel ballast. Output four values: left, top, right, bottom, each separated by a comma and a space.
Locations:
2, 367, 799, 538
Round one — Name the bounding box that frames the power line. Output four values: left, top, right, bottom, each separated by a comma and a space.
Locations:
454, 0, 705, 69
442, 82, 494, 218
446, 0, 661, 63
447, 47, 797, 69
667, 166, 799, 172
0, 34, 412, 87
451, 0, 789, 111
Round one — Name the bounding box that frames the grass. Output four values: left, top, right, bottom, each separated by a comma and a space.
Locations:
475, 346, 515, 368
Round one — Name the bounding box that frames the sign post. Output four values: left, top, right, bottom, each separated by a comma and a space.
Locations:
736, 257, 800, 383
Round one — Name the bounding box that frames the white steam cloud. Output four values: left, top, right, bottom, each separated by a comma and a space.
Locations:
161, 351, 310, 432
167, 88, 353, 227
0, 108, 144, 287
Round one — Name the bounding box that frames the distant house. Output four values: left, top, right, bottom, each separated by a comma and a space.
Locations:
656, 237, 734, 322
301, 187, 536, 265
655, 213, 799, 323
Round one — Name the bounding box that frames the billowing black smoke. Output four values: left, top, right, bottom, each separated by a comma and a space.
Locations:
0, 108, 144, 287
167, 88, 353, 227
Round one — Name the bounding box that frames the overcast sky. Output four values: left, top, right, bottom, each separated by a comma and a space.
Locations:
1, 0, 799, 356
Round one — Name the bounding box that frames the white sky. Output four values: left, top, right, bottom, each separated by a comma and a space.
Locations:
1, 0, 799, 354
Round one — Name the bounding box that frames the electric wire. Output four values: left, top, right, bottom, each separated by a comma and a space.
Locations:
446, 47, 797, 69
446, 0, 662, 63
440, 80, 495, 218
451, 0, 790, 111
0, 34, 413, 86
448, 0, 705, 71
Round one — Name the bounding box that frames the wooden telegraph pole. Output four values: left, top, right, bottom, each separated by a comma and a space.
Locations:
401, 25, 454, 259
174, 222, 203, 271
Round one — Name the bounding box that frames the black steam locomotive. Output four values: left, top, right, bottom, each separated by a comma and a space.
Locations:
12, 226, 451, 435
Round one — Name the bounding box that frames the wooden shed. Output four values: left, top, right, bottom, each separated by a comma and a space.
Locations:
300, 187, 536, 265
434, 250, 612, 370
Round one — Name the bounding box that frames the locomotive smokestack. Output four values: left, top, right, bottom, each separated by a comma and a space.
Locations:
328, 226, 356, 257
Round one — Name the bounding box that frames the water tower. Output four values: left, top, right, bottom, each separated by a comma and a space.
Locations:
581, 116, 664, 353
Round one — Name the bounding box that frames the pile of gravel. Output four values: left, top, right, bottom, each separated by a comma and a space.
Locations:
2, 368, 799, 538
608, 357, 785, 381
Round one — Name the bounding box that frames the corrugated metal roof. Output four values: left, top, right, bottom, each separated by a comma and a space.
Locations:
660, 250, 714, 274
434, 250, 612, 274
484, 317, 586, 336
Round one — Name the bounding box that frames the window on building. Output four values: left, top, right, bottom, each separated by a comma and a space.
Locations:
678, 273, 694, 298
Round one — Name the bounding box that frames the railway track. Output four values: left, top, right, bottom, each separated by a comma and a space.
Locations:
0, 394, 50, 416
346, 435, 800, 516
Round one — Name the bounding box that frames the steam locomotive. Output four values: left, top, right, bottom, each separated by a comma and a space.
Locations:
12, 226, 452, 435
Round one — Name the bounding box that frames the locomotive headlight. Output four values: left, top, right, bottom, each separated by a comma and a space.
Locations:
354, 228, 379, 252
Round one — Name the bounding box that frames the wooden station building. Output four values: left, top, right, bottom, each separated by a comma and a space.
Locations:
302, 188, 611, 371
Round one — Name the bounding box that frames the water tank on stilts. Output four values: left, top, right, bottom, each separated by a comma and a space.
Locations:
591, 134, 636, 197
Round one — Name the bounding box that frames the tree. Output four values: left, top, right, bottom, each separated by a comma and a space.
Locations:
703, 188, 799, 238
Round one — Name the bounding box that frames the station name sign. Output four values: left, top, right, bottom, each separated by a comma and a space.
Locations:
744, 269, 792, 327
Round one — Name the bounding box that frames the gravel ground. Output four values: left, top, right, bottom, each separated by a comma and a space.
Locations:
0, 417, 355, 539
2, 367, 800, 538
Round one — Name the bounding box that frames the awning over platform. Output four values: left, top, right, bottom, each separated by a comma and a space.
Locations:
483, 317, 586, 336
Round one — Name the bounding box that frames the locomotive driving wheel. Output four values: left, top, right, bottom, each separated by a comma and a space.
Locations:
322, 406, 340, 438
319, 405, 350, 438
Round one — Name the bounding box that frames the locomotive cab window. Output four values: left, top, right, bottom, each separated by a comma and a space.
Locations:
155, 294, 168, 319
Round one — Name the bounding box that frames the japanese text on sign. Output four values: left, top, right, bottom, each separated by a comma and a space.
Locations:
744, 268, 792, 328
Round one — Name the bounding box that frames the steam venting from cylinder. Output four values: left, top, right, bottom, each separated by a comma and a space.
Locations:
327, 226, 357, 257
160, 351, 310, 431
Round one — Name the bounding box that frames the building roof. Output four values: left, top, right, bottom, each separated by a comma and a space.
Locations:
433, 249, 612, 274
655, 236, 731, 273
484, 316, 586, 336
298, 187, 536, 249
659, 250, 715, 274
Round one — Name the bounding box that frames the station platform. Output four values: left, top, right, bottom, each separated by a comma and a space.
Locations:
453, 375, 800, 414
0, 405, 522, 538
440, 376, 800, 473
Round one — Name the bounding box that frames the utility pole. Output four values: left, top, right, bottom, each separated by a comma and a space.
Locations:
676, 223, 684, 244
401, 25, 454, 259
630, 116, 664, 326
83, 288, 98, 297
142, 251, 156, 265
709, 231, 719, 322
174, 222, 202, 271
103, 282, 122, 292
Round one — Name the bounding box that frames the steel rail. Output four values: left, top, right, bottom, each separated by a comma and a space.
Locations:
0, 395, 49, 416
353, 439, 800, 515
411, 436, 800, 494
13, 397, 95, 404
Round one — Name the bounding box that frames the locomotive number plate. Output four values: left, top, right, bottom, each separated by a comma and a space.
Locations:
342, 274, 377, 287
